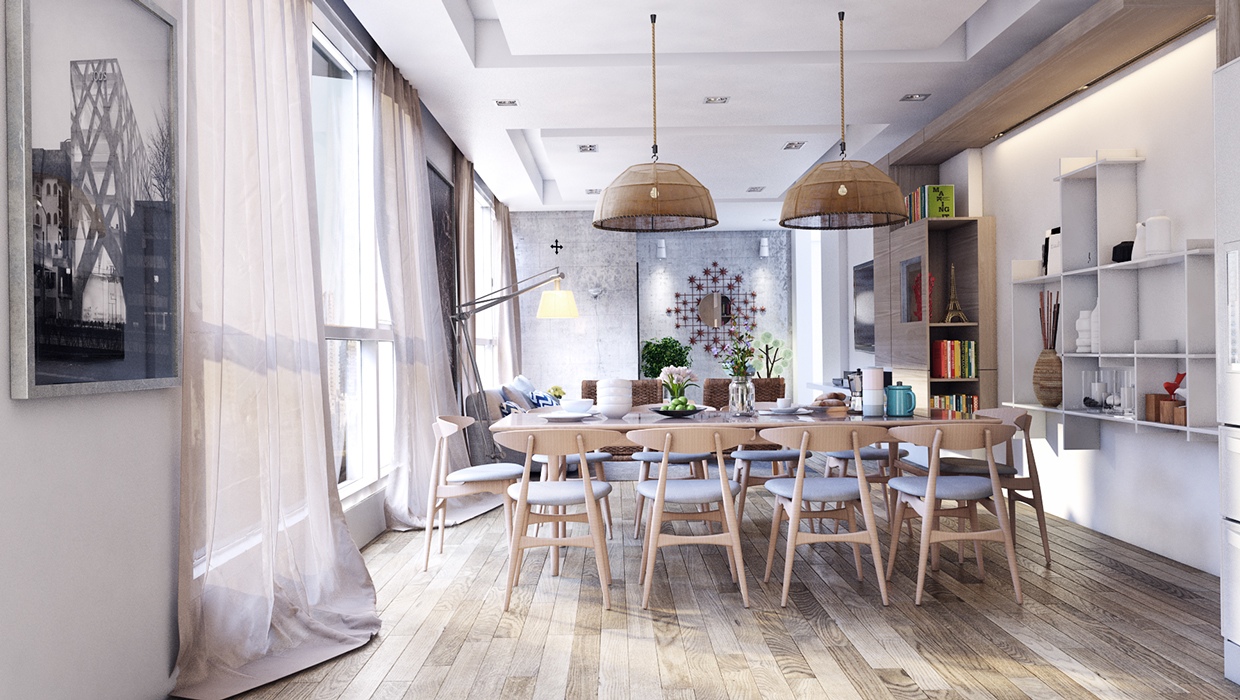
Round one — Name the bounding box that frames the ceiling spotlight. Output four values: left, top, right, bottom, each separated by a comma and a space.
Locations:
900, 93, 930, 102
704, 96, 730, 104
746, 186, 766, 193
585, 188, 602, 195
578, 144, 598, 153
783, 141, 806, 150
494, 99, 519, 107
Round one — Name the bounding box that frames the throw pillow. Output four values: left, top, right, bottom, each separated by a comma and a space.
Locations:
501, 382, 534, 410
510, 374, 537, 396
529, 390, 559, 408
498, 400, 524, 418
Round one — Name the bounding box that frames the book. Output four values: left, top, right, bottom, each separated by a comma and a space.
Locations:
905, 184, 955, 222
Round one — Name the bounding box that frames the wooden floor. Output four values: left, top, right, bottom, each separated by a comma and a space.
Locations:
236, 478, 1231, 700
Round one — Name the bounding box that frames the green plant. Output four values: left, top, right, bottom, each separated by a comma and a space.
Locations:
640, 337, 691, 378
755, 332, 791, 378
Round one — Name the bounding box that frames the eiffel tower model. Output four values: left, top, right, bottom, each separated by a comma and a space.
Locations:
943, 264, 969, 323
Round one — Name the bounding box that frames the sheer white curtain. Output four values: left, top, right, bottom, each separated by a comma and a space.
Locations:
174, 2, 379, 697
374, 55, 498, 529
494, 200, 522, 380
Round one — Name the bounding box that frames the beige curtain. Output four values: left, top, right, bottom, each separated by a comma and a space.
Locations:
494, 200, 522, 379
454, 151, 478, 397
174, 1, 379, 698
374, 56, 499, 529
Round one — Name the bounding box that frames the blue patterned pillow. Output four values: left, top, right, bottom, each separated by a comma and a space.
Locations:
498, 400, 524, 417
529, 390, 559, 408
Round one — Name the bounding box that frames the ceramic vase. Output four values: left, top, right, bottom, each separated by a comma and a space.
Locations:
596, 379, 632, 419
1032, 349, 1063, 408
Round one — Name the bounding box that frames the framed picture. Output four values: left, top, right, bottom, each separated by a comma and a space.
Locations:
7, 0, 178, 398
853, 260, 875, 353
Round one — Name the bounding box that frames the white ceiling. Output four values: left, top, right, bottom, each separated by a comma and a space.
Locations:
344, 0, 1098, 230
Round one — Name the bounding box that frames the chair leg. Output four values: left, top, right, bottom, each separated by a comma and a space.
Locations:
885, 498, 907, 582
504, 506, 531, 612
722, 497, 749, 609
992, 495, 1024, 605
735, 460, 751, 528
633, 462, 649, 539
437, 505, 448, 554
970, 502, 986, 579
764, 499, 785, 583
779, 502, 800, 608
930, 512, 942, 572
856, 496, 890, 606
584, 496, 612, 610
846, 504, 863, 581
914, 500, 936, 606
1027, 484, 1052, 568
423, 498, 438, 572
641, 507, 665, 610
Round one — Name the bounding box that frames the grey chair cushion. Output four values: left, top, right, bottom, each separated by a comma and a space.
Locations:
635, 478, 741, 504
732, 449, 805, 462
510, 480, 613, 506
937, 457, 1018, 477
532, 452, 613, 465
825, 447, 909, 461
632, 451, 713, 463
888, 475, 993, 501
764, 477, 862, 502
446, 463, 524, 483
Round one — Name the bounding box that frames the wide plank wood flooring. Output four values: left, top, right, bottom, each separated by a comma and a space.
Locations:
235, 478, 1231, 700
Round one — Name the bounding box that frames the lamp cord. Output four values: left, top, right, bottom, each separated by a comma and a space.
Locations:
839, 10, 846, 160
651, 14, 658, 162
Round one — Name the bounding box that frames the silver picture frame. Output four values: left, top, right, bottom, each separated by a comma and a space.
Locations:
7, 0, 179, 398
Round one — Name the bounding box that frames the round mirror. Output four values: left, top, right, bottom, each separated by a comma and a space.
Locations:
697, 292, 733, 328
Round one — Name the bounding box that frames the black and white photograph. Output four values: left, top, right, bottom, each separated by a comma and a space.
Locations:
9, 0, 177, 397
853, 259, 874, 353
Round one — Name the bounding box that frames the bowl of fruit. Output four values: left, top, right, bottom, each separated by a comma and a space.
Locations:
650, 396, 708, 418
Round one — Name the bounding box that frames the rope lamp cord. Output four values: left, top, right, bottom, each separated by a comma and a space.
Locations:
651, 14, 658, 161
839, 10, 846, 159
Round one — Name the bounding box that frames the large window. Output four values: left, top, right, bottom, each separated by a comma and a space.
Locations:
472, 187, 501, 389
310, 23, 394, 500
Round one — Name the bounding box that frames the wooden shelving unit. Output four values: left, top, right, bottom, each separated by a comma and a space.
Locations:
1006, 151, 1217, 447
875, 216, 997, 412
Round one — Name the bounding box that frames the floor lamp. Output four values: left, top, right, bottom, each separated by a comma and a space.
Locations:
452, 267, 578, 461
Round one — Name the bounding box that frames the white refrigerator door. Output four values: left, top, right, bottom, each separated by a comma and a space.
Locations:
1220, 246, 1240, 426
1225, 520, 1240, 643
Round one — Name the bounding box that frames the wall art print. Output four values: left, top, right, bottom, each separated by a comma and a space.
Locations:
7, 0, 179, 398
667, 261, 765, 355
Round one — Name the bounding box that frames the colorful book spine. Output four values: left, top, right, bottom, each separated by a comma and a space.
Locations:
931, 339, 977, 379
904, 184, 956, 223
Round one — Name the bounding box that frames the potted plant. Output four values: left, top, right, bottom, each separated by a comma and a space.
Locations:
640, 336, 691, 379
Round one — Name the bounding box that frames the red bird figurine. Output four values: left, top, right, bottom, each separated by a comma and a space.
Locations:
1164, 372, 1186, 397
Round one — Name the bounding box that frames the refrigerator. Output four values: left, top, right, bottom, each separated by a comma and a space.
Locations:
1216, 57, 1240, 684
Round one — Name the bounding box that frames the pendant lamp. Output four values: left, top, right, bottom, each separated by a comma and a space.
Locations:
593, 15, 718, 232
780, 12, 907, 230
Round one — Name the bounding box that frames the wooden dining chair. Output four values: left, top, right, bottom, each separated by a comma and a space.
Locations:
935, 408, 1051, 567
624, 426, 757, 609
885, 423, 1022, 605
424, 416, 524, 571
758, 425, 892, 607
492, 428, 618, 611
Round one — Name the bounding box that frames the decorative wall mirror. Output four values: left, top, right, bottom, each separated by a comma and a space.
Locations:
696, 292, 732, 328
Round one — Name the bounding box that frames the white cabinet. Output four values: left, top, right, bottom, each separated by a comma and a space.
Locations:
1007, 151, 1216, 448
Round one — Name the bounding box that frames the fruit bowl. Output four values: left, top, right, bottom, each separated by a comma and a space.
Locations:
650, 407, 708, 418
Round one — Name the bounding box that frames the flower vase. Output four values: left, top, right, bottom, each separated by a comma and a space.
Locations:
729, 376, 755, 416
1032, 349, 1062, 408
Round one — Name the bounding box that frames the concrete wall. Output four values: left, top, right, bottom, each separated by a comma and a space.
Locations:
0, 0, 183, 697
983, 29, 1220, 573
511, 211, 639, 395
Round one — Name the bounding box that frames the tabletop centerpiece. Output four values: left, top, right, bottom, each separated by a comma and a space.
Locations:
718, 321, 757, 416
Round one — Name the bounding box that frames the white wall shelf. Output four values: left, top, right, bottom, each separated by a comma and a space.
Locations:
1008, 152, 1216, 447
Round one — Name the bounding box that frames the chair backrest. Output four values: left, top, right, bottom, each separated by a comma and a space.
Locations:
493, 428, 620, 460
430, 415, 477, 487
973, 408, 1034, 474
753, 377, 785, 402
581, 379, 663, 405
624, 426, 757, 455
759, 424, 890, 456
702, 378, 729, 409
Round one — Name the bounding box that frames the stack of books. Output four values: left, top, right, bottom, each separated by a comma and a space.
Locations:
905, 184, 955, 222
930, 339, 976, 378
930, 394, 980, 412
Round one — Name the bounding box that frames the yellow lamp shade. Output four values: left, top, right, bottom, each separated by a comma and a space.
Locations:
536, 282, 578, 319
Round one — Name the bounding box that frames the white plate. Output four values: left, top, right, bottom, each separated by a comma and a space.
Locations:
540, 411, 593, 422
760, 408, 811, 416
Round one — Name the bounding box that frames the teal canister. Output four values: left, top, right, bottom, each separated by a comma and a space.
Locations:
884, 382, 916, 417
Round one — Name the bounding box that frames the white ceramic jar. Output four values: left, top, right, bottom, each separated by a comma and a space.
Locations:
596, 379, 632, 419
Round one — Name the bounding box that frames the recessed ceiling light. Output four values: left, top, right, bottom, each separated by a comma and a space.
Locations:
900, 93, 930, 102
783, 141, 805, 150
763, 218, 777, 222
494, 99, 519, 107
704, 96, 729, 104
578, 144, 598, 153
585, 188, 602, 195
991, 132, 1006, 140
746, 186, 766, 193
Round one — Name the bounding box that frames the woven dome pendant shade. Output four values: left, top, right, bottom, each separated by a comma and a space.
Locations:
780, 159, 907, 230
593, 162, 718, 232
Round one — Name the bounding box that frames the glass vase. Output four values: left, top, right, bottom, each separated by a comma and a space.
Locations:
729, 376, 755, 416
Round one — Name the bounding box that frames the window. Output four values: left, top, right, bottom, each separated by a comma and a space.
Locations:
310, 23, 394, 501
472, 186, 501, 389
